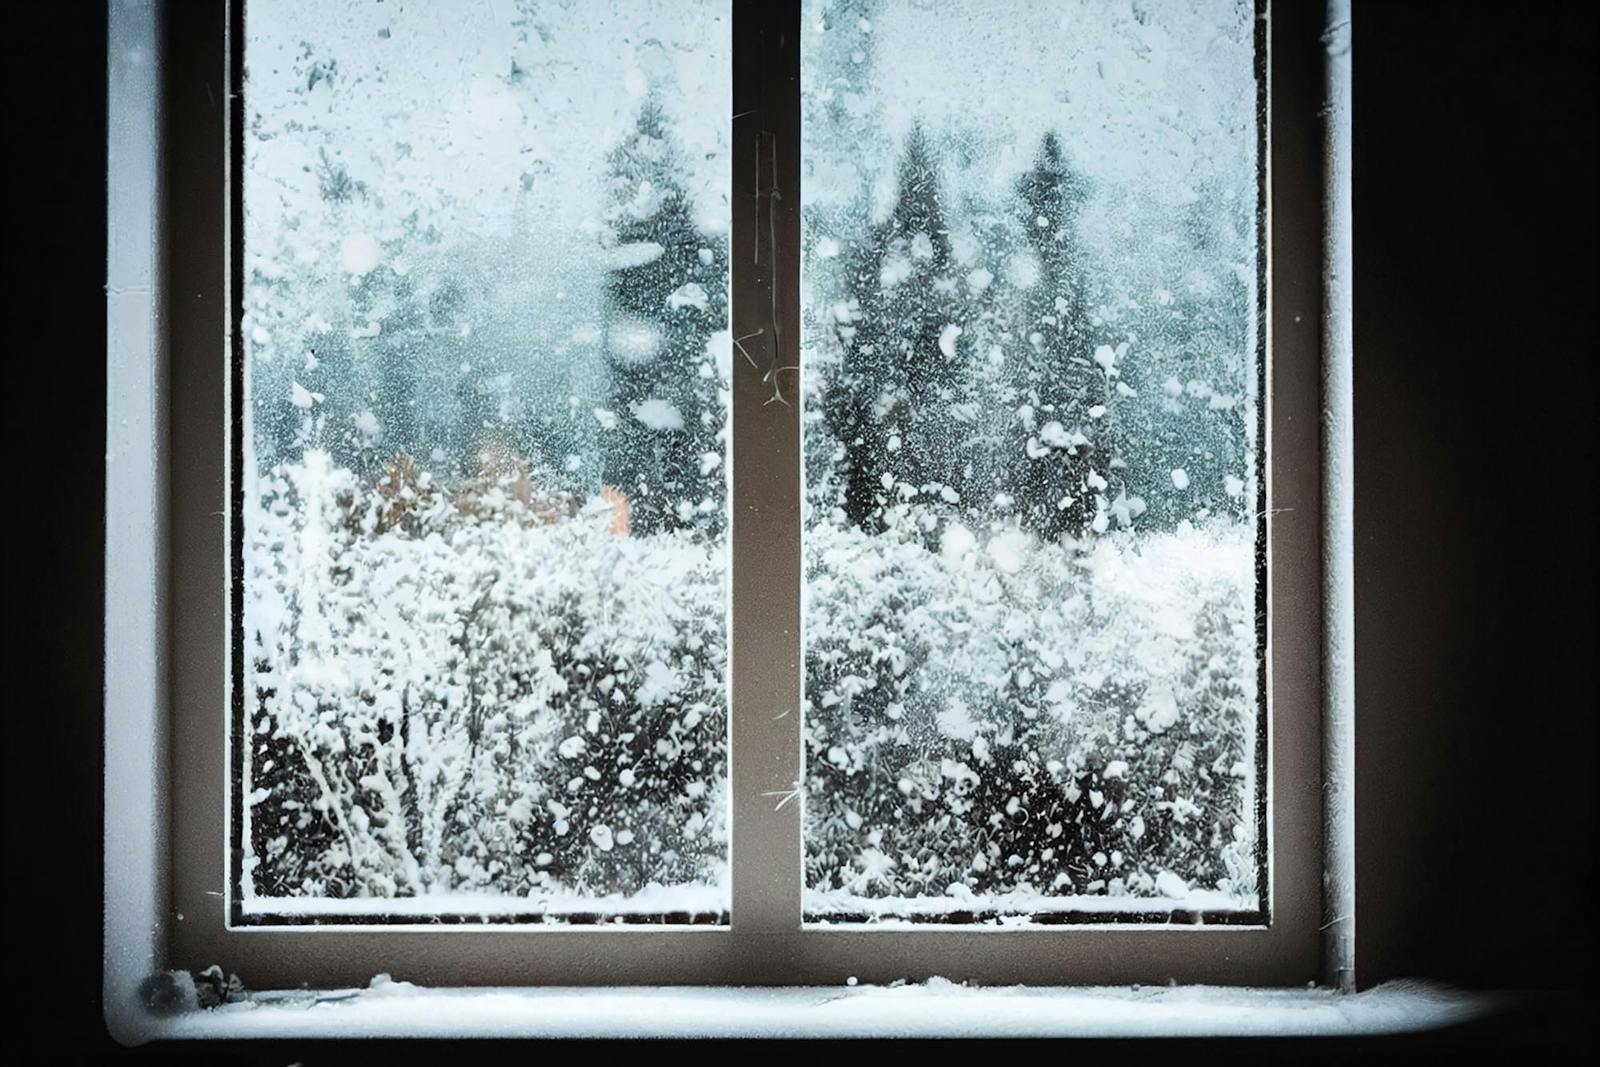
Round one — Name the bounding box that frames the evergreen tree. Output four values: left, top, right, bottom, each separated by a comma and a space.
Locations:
598, 98, 728, 537
1108, 180, 1254, 530
1003, 132, 1108, 541
948, 210, 1022, 521
826, 124, 966, 532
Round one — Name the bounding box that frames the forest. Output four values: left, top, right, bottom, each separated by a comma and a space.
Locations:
242, 0, 1261, 919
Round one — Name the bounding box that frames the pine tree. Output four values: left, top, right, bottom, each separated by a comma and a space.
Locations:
1106, 179, 1253, 531
1004, 132, 1108, 541
948, 210, 1021, 522
826, 124, 966, 532
598, 98, 728, 537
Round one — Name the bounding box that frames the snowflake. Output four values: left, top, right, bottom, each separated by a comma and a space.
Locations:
847, 848, 899, 893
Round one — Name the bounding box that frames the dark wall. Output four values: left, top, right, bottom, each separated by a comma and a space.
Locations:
3, 3, 111, 1063
1, 0, 1595, 1059
1354, 0, 1598, 991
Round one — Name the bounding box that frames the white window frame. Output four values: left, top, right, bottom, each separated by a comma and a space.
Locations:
105, 0, 1353, 1033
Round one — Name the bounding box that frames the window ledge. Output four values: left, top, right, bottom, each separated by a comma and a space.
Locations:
125, 979, 1501, 1042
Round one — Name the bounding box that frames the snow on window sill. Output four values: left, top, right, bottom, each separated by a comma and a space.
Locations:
130, 978, 1500, 1041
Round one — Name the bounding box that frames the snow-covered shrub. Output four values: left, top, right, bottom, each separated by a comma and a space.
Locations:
243, 451, 727, 906
803, 514, 1258, 912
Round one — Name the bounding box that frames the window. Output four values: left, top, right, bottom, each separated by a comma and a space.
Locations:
236, 0, 733, 927
111, 0, 1336, 1003
799, 0, 1266, 925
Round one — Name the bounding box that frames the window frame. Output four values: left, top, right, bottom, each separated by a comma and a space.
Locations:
108, 0, 1340, 1007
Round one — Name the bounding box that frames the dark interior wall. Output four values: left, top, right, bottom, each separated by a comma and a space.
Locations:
1354, 0, 1598, 990
3, 3, 111, 1062
1, 0, 1596, 1058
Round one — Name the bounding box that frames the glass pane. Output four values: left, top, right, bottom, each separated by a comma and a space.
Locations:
239, 0, 731, 922
801, 0, 1263, 921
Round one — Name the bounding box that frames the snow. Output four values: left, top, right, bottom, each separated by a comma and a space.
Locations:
237, 883, 726, 920
609, 318, 663, 362
139, 980, 1504, 1041
804, 887, 1248, 920
938, 323, 962, 359
237, 0, 1266, 932
631, 397, 685, 431
879, 253, 912, 287
1037, 421, 1073, 449
936, 707, 980, 746
241, 455, 729, 913
666, 281, 710, 312
464, 78, 522, 132
705, 329, 733, 380
1170, 467, 1191, 490
941, 522, 976, 564
242, 0, 734, 481
603, 241, 666, 269
339, 232, 381, 276
1005, 250, 1041, 289
1140, 687, 1181, 733
635, 660, 683, 708
986, 528, 1030, 574
801, 515, 1260, 913
1153, 870, 1189, 898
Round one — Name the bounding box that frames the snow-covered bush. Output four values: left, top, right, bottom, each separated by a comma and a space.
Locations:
802, 513, 1259, 913
243, 451, 728, 906
244, 449, 1255, 916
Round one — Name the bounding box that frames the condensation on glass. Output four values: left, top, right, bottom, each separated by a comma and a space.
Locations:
237, 0, 732, 922
800, 0, 1264, 922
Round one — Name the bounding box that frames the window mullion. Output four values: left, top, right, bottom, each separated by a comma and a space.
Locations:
729, 1, 805, 940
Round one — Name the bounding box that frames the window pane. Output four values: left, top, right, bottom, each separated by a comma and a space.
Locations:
801, 0, 1263, 921
239, 0, 732, 922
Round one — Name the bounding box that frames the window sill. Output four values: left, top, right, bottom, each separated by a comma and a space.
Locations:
123, 979, 1499, 1042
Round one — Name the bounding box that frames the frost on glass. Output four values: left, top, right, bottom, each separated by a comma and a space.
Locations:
239, 0, 731, 920
801, 0, 1262, 920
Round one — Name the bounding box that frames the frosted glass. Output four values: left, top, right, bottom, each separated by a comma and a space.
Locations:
800, 0, 1263, 921
239, 0, 731, 921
